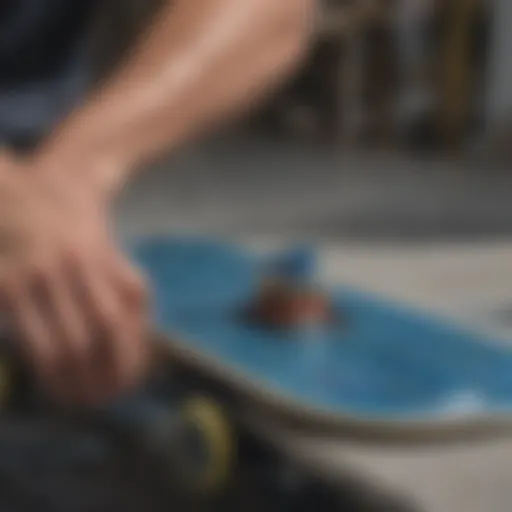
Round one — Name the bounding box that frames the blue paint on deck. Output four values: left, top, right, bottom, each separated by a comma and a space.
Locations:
131, 237, 512, 421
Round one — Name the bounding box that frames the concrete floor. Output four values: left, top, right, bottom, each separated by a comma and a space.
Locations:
114, 136, 512, 512
115, 136, 512, 241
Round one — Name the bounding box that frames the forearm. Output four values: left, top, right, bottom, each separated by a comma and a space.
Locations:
33, 0, 314, 196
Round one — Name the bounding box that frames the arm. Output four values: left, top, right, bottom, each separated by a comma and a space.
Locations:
34, 0, 315, 196
0, 0, 315, 405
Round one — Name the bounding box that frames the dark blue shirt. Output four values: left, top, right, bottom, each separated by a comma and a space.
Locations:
0, 0, 99, 146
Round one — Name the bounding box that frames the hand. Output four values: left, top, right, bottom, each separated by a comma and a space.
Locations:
0, 154, 149, 406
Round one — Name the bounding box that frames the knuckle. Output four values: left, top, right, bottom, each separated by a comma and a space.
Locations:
56, 319, 91, 367
96, 302, 122, 339
0, 273, 19, 302
129, 273, 146, 296
122, 263, 146, 289
128, 271, 150, 308
25, 258, 52, 283
0, 253, 54, 288
61, 242, 85, 267
67, 333, 90, 364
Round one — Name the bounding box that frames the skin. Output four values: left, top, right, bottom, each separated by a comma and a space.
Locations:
0, 0, 315, 406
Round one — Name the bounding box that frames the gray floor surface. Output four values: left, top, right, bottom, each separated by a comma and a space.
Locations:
115, 136, 512, 242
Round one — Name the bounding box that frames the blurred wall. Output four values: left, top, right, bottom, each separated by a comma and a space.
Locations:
89, 0, 511, 155
486, 0, 512, 129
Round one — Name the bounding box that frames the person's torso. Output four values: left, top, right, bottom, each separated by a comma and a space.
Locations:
0, 0, 100, 148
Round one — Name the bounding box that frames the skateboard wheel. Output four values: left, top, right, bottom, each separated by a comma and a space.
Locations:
176, 396, 234, 493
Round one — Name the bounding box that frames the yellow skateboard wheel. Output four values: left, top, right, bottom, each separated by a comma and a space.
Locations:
177, 396, 234, 493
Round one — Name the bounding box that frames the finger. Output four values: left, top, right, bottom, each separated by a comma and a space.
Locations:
69, 256, 144, 403
0, 271, 59, 394
36, 264, 95, 405
110, 252, 149, 314
110, 253, 151, 375
105, 250, 151, 373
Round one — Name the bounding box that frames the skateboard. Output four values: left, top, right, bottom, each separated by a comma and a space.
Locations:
0, 231, 420, 510
0, 234, 510, 509
126, 236, 512, 443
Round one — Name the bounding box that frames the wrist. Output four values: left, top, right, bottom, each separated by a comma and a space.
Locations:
31, 140, 131, 203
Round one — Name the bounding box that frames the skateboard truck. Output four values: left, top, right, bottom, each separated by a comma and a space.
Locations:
89, 394, 235, 494
248, 247, 333, 330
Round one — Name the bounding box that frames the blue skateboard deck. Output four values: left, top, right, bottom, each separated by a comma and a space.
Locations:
131, 237, 512, 440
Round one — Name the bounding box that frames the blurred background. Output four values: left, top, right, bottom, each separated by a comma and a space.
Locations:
103, 0, 512, 243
